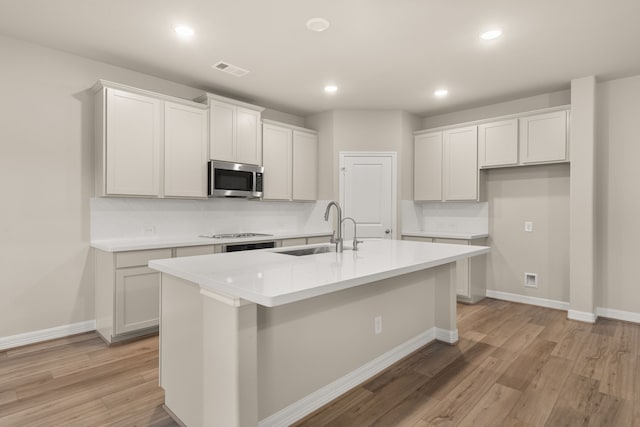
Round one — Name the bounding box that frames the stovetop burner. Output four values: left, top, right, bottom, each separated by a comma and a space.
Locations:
199, 232, 273, 239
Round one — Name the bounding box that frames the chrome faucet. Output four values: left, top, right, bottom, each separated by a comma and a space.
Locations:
341, 217, 363, 251
324, 201, 343, 253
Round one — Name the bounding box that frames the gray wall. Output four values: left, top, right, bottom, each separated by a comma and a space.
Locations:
596, 75, 640, 314
0, 34, 303, 338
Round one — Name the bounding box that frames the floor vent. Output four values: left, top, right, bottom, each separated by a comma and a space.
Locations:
213, 61, 250, 77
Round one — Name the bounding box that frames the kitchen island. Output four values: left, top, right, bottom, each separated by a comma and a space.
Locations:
149, 239, 489, 427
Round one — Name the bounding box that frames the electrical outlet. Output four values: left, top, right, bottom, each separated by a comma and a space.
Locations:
374, 315, 382, 335
524, 221, 533, 232
143, 226, 156, 236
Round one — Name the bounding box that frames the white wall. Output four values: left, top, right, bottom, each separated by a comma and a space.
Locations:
0, 34, 304, 339
596, 75, 640, 314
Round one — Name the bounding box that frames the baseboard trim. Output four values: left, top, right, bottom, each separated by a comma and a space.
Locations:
567, 310, 597, 323
258, 327, 437, 427
435, 328, 458, 344
485, 290, 569, 311
596, 307, 640, 324
0, 320, 96, 351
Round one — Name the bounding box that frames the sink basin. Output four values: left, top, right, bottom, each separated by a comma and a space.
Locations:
276, 246, 336, 256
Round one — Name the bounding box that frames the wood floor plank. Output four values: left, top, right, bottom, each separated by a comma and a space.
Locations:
599, 349, 636, 400
292, 387, 373, 426
0, 390, 17, 405
505, 356, 571, 426
421, 356, 509, 426
496, 337, 556, 391
5, 332, 98, 357
457, 383, 521, 427
551, 322, 591, 361
592, 317, 618, 337
572, 332, 611, 381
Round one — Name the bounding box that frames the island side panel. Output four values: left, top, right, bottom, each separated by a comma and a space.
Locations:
434, 262, 458, 343
202, 296, 258, 427
160, 274, 204, 427
257, 267, 444, 420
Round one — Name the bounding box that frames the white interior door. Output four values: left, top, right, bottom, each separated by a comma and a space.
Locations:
340, 153, 396, 239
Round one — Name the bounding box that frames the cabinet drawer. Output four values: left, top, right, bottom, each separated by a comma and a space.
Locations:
174, 245, 220, 257
280, 238, 307, 248
115, 248, 172, 268
307, 235, 332, 244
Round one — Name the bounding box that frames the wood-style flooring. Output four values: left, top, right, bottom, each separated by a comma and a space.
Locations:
1, 299, 639, 426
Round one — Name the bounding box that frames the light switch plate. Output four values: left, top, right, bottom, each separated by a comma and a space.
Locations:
524, 221, 533, 232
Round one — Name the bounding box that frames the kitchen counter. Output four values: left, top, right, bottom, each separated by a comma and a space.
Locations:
90, 231, 332, 252
153, 239, 489, 426
149, 239, 489, 307
402, 230, 489, 240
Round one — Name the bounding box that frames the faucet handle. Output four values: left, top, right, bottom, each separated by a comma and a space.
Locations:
353, 239, 364, 251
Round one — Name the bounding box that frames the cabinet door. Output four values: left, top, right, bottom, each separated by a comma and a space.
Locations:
478, 119, 518, 168
262, 124, 292, 200
414, 132, 443, 201
164, 102, 208, 197
105, 88, 161, 196
210, 101, 235, 162
433, 238, 470, 297
402, 236, 433, 242
115, 266, 160, 334
292, 131, 318, 201
443, 126, 478, 201
519, 110, 568, 164
235, 108, 262, 165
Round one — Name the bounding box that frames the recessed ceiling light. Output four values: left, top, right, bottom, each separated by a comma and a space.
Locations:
324, 85, 338, 94
480, 28, 502, 40
434, 89, 449, 98
174, 25, 195, 39
306, 18, 330, 32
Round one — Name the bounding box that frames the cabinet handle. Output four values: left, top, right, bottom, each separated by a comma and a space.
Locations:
385, 229, 391, 234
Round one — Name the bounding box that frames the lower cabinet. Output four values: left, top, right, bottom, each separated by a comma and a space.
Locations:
401, 235, 487, 303
115, 266, 161, 335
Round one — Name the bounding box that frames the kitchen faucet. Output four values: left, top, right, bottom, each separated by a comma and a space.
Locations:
324, 201, 343, 253
341, 217, 363, 251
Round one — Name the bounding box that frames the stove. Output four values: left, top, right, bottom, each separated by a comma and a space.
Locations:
199, 232, 273, 239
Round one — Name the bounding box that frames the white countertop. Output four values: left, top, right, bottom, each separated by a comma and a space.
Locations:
91, 231, 332, 252
149, 239, 490, 307
402, 231, 489, 240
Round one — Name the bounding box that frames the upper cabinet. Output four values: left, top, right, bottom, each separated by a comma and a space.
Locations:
262, 120, 318, 201
519, 110, 568, 164
102, 88, 162, 197
414, 126, 478, 202
197, 94, 264, 165
94, 81, 209, 198
478, 119, 519, 168
164, 102, 209, 198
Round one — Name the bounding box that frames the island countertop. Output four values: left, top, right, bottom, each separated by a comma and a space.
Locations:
149, 239, 489, 307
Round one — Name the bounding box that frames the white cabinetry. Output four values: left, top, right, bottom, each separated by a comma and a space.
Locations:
414, 126, 478, 201
102, 88, 162, 196
478, 119, 519, 168
115, 266, 161, 334
262, 120, 318, 201
443, 126, 478, 200
519, 110, 568, 164
164, 102, 209, 197
414, 132, 442, 201
198, 94, 264, 165
94, 81, 209, 198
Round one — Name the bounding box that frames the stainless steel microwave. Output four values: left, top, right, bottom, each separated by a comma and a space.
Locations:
208, 160, 264, 198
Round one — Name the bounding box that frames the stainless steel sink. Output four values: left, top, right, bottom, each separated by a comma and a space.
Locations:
276, 246, 336, 256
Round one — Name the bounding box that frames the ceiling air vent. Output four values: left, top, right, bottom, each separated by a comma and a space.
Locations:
213, 61, 249, 77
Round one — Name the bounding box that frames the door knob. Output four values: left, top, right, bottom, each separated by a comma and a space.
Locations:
385, 229, 391, 234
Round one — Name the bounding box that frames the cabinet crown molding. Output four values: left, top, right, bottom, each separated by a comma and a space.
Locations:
415, 104, 570, 135
262, 119, 318, 135
195, 92, 265, 112
92, 80, 207, 109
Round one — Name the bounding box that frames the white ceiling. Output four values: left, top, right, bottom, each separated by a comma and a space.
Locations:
1, 0, 639, 117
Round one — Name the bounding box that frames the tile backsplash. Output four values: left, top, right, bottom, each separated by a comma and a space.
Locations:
402, 200, 488, 234
91, 197, 332, 241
